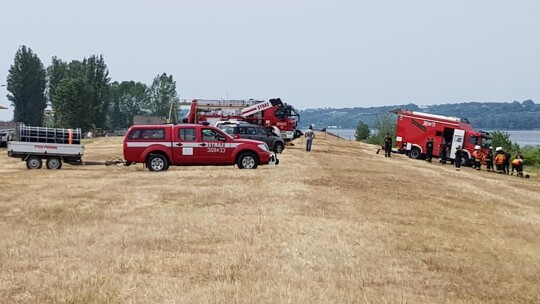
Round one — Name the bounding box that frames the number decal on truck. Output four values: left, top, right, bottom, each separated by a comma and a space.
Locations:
207, 147, 226, 153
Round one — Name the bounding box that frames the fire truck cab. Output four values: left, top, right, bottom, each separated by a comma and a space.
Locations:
123, 124, 277, 171
393, 109, 492, 165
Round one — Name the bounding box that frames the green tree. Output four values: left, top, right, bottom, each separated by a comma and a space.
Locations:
46, 56, 68, 126
354, 120, 370, 141
7, 46, 47, 125
366, 113, 396, 145
53, 77, 93, 130
148, 73, 178, 117
109, 81, 150, 128
85, 55, 110, 129
46, 55, 110, 130
492, 131, 520, 154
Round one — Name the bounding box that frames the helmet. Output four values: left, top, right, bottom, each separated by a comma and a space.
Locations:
474, 145, 480, 150
495, 147, 502, 152
489, 146, 493, 149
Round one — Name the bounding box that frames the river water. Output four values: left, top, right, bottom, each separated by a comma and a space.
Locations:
325, 129, 540, 146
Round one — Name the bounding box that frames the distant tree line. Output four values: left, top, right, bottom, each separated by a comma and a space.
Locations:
5, 45, 178, 131
301, 100, 540, 131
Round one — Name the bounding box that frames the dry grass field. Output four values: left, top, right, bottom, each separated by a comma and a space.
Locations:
1, 134, 539, 303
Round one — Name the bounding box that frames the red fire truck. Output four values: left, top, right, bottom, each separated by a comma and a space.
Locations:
171, 98, 302, 142
393, 109, 492, 165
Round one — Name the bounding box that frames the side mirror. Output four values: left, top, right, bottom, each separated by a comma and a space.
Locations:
217, 136, 227, 142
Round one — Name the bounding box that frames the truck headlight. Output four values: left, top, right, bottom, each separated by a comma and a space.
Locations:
258, 143, 269, 151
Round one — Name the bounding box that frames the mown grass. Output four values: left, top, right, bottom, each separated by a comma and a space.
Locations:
0, 135, 539, 303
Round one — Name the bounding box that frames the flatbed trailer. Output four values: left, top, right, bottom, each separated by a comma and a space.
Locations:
7, 125, 122, 169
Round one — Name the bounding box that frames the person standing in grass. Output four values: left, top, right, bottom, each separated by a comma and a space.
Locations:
454, 145, 463, 171
305, 125, 315, 152
494, 147, 506, 173
383, 133, 392, 157
485, 146, 494, 172
426, 138, 434, 163
504, 150, 512, 174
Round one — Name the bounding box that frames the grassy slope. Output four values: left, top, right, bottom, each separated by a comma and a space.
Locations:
0, 135, 539, 303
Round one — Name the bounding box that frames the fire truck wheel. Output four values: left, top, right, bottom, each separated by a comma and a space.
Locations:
147, 154, 169, 172
460, 154, 470, 167
26, 156, 43, 170
46, 157, 63, 170
410, 147, 422, 159
274, 142, 284, 154
237, 152, 258, 169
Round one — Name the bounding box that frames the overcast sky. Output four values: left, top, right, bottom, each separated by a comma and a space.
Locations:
1, 0, 539, 121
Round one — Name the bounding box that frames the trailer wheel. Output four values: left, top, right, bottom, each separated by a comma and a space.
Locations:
147, 154, 169, 172
274, 142, 284, 154
410, 147, 422, 159
46, 157, 62, 170
237, 152, 258, 169
26, 156, 43, 170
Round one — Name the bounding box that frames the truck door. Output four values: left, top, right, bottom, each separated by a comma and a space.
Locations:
199, 127, 234, 164
172, 126, 200, 164
449, 129, 465, 159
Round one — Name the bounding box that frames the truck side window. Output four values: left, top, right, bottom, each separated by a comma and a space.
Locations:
468, 136, 478, 145
274, 108, 285, 120
202, 129, 218, 141
140, 129, 164, 139
179, 128, 196, 141
129, 130, 140, 139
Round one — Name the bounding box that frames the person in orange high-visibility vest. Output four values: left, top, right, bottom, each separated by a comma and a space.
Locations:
511, 156, 524, 177
494, 147, 506, 173
472, 145, 485, 171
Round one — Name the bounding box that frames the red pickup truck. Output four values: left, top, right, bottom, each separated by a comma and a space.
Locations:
123, 124, 277, 171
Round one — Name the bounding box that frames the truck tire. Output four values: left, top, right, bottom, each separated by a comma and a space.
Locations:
237, 152, 258, 169
460, 153, 470, 167
410, 147, 422, 159
46, 157, 63, 170
273, 142, 284, 154
26, 156, 43, 170
147, 154, 169, 172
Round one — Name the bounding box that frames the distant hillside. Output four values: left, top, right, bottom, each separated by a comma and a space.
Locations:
299, 100, 540, 130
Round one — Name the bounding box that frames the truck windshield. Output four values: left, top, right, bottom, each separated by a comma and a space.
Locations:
481, 136, 492, 149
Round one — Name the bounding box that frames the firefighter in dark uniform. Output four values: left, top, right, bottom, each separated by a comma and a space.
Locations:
454, 145, 463, 171
426, 138, 434, 163
485, 146, 494, 172
504, 150, 511, 174
384, 133, 392, 157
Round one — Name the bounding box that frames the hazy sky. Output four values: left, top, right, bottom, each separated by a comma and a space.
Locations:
1, 0, 539, 121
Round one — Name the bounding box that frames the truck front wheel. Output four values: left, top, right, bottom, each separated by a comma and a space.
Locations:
147, 154, 169, 172
237, 152, 258, 169
410, 147, 422, 159
26, 156, 43, 170
46, 157, 63, 170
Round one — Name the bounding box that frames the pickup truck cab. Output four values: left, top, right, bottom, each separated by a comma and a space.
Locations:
123, 124, 277, 171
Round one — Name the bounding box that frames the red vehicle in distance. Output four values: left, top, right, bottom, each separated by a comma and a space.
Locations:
393, 109, 492, 165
